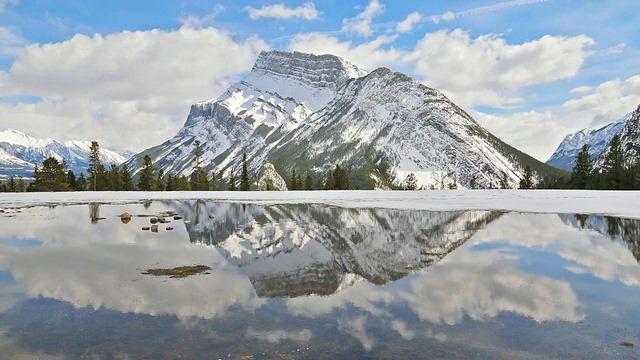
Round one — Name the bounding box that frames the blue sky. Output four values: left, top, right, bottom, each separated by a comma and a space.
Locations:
0, 0, 638, 161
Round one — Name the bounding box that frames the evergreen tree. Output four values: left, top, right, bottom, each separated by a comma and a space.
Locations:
240, 152, 250, 191
324, 169, 336, 190
519, 165, 534, 189
290, 169, 298, 190
499, 171, 511, 189
155, 168, 165, 191
217, 171, 224, 191
304, 175, 314, 190
336, 165, 350, 190
603, 134, 625, 189
209, 169, 217, 191
108, 164, 124, 191
30, 157, 71, 192
470, 174, 478, 189
404, 173, 417, 190
17, 176, 25, 192
228, 169, 236, 191
137, 155, 156, 191
297, 174, 303, 191
8, 176, 16, 192
570, 144, 592, 189
198, 170, 209, 191
66, 171, 77, 191
122, 167, 135, 191
87, 141, 105, 191
76, 172, 88, 191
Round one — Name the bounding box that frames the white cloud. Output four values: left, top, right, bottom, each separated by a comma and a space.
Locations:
0, 26, 268, 152
245, 2, 320, 21
440, 11, 456, 22
0, 0, 18, 13
179, 5, 225, 28
0, 26, 25, 58
472, 110, 575, 161
396, 12, 422, 33
341, 0, 384, 37
562, 75, 640, 127
406, 29, 594, 109
288, 32, 402, 71
569, 85, 594, 93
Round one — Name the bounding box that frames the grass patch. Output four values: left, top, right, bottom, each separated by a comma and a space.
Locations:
142, 265, 212, 278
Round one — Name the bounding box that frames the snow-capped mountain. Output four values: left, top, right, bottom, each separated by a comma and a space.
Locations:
126, 50, 564, 189
0, 128, 132, 178
546, 114, 628, 171
593, 104, 640, 170
178, 201, 502, 298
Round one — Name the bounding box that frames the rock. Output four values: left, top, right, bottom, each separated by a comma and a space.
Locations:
142, 226, 150, 231
209, 214, 215, 219
166, 226, 174, 231
151, 225, 158, 233
121, 217, 131, 224
150, 218, 158, 224
184, 220, 192, 224
173, 216, 182, 220
120, 212, 132, 220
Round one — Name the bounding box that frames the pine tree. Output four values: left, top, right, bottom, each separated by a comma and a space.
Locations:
87, 141, 104, 191
470, 174, 478, 189
17, 176, 25, 192
30, 157, 71, 192
519, 165, 534, 189
297, 174, 303, 191
603, 134, 625, 189
240, 152, 250, 191
156, 168, 165, 191
122, 167, 135, 191
404, 173, 417, 190
499, 171, 511, 189
290, 169, 298, 190
324, 169, 336, 190
76, 172, 88, 191
66, 171, 77, 191
228, 169, 236, 191
304, 175, 314, 190
137, 155, 156, 191
8, 176, 16, 192
209, 169, 217, 191
570, 144, 592, 189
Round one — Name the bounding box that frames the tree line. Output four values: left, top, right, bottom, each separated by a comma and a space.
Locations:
10, 140, 353, 192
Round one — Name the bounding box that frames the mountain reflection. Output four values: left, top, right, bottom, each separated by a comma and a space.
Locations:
176, 202, 502, 298
562, 214, 640, 262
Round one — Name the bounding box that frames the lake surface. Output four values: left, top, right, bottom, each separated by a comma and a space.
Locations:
0, 200, 639, 359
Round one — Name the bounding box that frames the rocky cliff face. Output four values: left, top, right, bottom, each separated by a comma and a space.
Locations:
592, 104, 640, 170
126, 50, 563, 189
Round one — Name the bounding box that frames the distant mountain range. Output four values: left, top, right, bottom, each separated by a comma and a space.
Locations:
0, 128, 132, 179
546, 114, 629, 171
125, 50, 565, 189
546, 104, 640, 172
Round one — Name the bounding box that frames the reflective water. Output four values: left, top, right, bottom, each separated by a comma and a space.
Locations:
0, 201, 639, 359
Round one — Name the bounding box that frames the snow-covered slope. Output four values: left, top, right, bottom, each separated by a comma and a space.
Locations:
126, 50, 564, 189
0, 128, 131, 178
546, 114, 628, 171
593, 104, 640, 170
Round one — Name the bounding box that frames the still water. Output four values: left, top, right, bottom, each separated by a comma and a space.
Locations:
0, 201, 639, 359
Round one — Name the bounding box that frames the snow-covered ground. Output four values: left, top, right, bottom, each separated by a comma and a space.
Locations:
1, 190, 639, 219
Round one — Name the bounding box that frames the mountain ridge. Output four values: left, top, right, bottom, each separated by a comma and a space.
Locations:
0, 128, 132, 178
126, 50, 566, 189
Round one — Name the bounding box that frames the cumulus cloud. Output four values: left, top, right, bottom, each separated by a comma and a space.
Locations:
472, 110, 576, 161
562, 75, 640, 126
0, 26, 24, 58
288, 33, 402, 71
245, 2, 320, 21
406, 29, 595, 109
396, 12, 422, 33
341, 0, 384, 37
178, 5, 225, 28
0, 26, 268, 151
